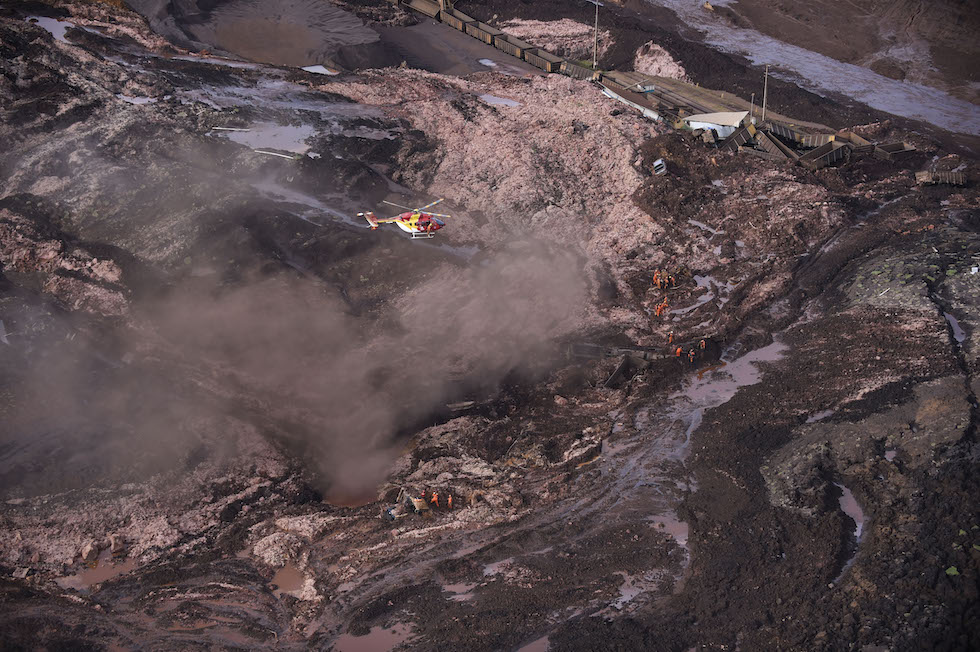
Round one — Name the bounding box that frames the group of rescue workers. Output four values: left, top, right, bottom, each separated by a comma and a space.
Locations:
673, 337, 708, 363
655, 271, 709, 363
383, 487, 458, 522
653, 270, 677, 317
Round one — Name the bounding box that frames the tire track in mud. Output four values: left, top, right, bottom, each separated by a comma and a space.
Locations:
925, 288, 978, 441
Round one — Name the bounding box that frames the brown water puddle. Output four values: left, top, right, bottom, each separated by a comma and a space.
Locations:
334, 623, 413, 652
181, 0, 378, 67
272, 561, 306, 597
442, 581, 477, 602
56, 552, 137, 592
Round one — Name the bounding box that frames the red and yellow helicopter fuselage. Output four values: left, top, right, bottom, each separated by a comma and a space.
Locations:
358, 199, 449, 239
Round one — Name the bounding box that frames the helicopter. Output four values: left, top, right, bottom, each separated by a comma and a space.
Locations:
358, 199, 450, 239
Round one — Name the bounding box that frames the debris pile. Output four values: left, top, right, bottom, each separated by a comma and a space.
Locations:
497, 18, 612, 61
632, 41, 686, 80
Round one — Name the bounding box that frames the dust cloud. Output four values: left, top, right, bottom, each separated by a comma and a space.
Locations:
2, 241, 587, 499
148, 241, 588, 496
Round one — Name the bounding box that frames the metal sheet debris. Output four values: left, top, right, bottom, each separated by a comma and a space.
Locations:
915, 171, 967, 186
799, 141, 849, 170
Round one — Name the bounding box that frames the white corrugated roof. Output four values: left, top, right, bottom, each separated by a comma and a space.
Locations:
682, 111, 749, 127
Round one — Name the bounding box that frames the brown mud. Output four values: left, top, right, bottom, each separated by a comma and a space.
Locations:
1, 1, 978, 651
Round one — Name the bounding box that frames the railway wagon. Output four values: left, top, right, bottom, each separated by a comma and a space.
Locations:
440, 8, 475, 31
465, 21, 503, 45
493, 34, 533, 59
561, 60, 597, 81
523, 48, 562, 73
799, 133, 835, 148
800, 141, 849, 170
402, 0, 440, 19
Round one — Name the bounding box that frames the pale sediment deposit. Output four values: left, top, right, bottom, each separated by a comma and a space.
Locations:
633, 41, 686, 80
497, 17, 612, 62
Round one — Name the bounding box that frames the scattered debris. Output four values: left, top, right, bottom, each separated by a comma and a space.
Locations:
603, 355, 648, 389
799, 141, 850, 171
254, 149, 303, 160
446, 400, 477, 412
874, 141, 916, 160
81, 541, 99, 563
915, 170, 967, 186
683, 111, 750, 139
109, 534, 126, 556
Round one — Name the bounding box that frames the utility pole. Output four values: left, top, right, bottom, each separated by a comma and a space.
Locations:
750, 92, 755, 119
585, 0, 603, 69
761, 64, 769, 123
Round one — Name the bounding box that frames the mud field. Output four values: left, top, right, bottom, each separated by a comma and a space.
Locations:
1, 1, 978, 651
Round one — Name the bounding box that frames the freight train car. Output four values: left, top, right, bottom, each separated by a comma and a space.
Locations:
465, 21, 503, 45
493, 34, 534, 59
440, 8, 475, 32
561, 60, 597, 81
402, 0, 440, 19
523, 48, 562, 73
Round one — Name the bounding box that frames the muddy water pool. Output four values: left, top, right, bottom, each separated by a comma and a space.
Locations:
333, 622, 414, 652
272, 561, 306, 597
833, 482, 866, 581
442, 581, 477, 601
217, 122, 315, 154
56, 551, 138, 592
128, 0, 377, 67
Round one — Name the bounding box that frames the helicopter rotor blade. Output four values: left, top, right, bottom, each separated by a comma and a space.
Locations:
381, 200, 414, 211
416, 198, 444, 212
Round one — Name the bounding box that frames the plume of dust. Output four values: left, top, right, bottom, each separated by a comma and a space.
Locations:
145, 240, 588, 498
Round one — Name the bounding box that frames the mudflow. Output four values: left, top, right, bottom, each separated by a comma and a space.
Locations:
0, 1, 977, 651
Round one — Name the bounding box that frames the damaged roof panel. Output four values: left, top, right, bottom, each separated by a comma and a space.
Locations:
683, 111, 749, 128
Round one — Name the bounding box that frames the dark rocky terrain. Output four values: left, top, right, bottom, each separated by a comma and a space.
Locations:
1, 1, 977, 650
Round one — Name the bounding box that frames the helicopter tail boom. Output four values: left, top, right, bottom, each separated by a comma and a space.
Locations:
359, 212, 380, 229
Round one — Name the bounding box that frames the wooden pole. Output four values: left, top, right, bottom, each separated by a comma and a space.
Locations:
592, 2, 599, 69
761, 64, 769, 123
